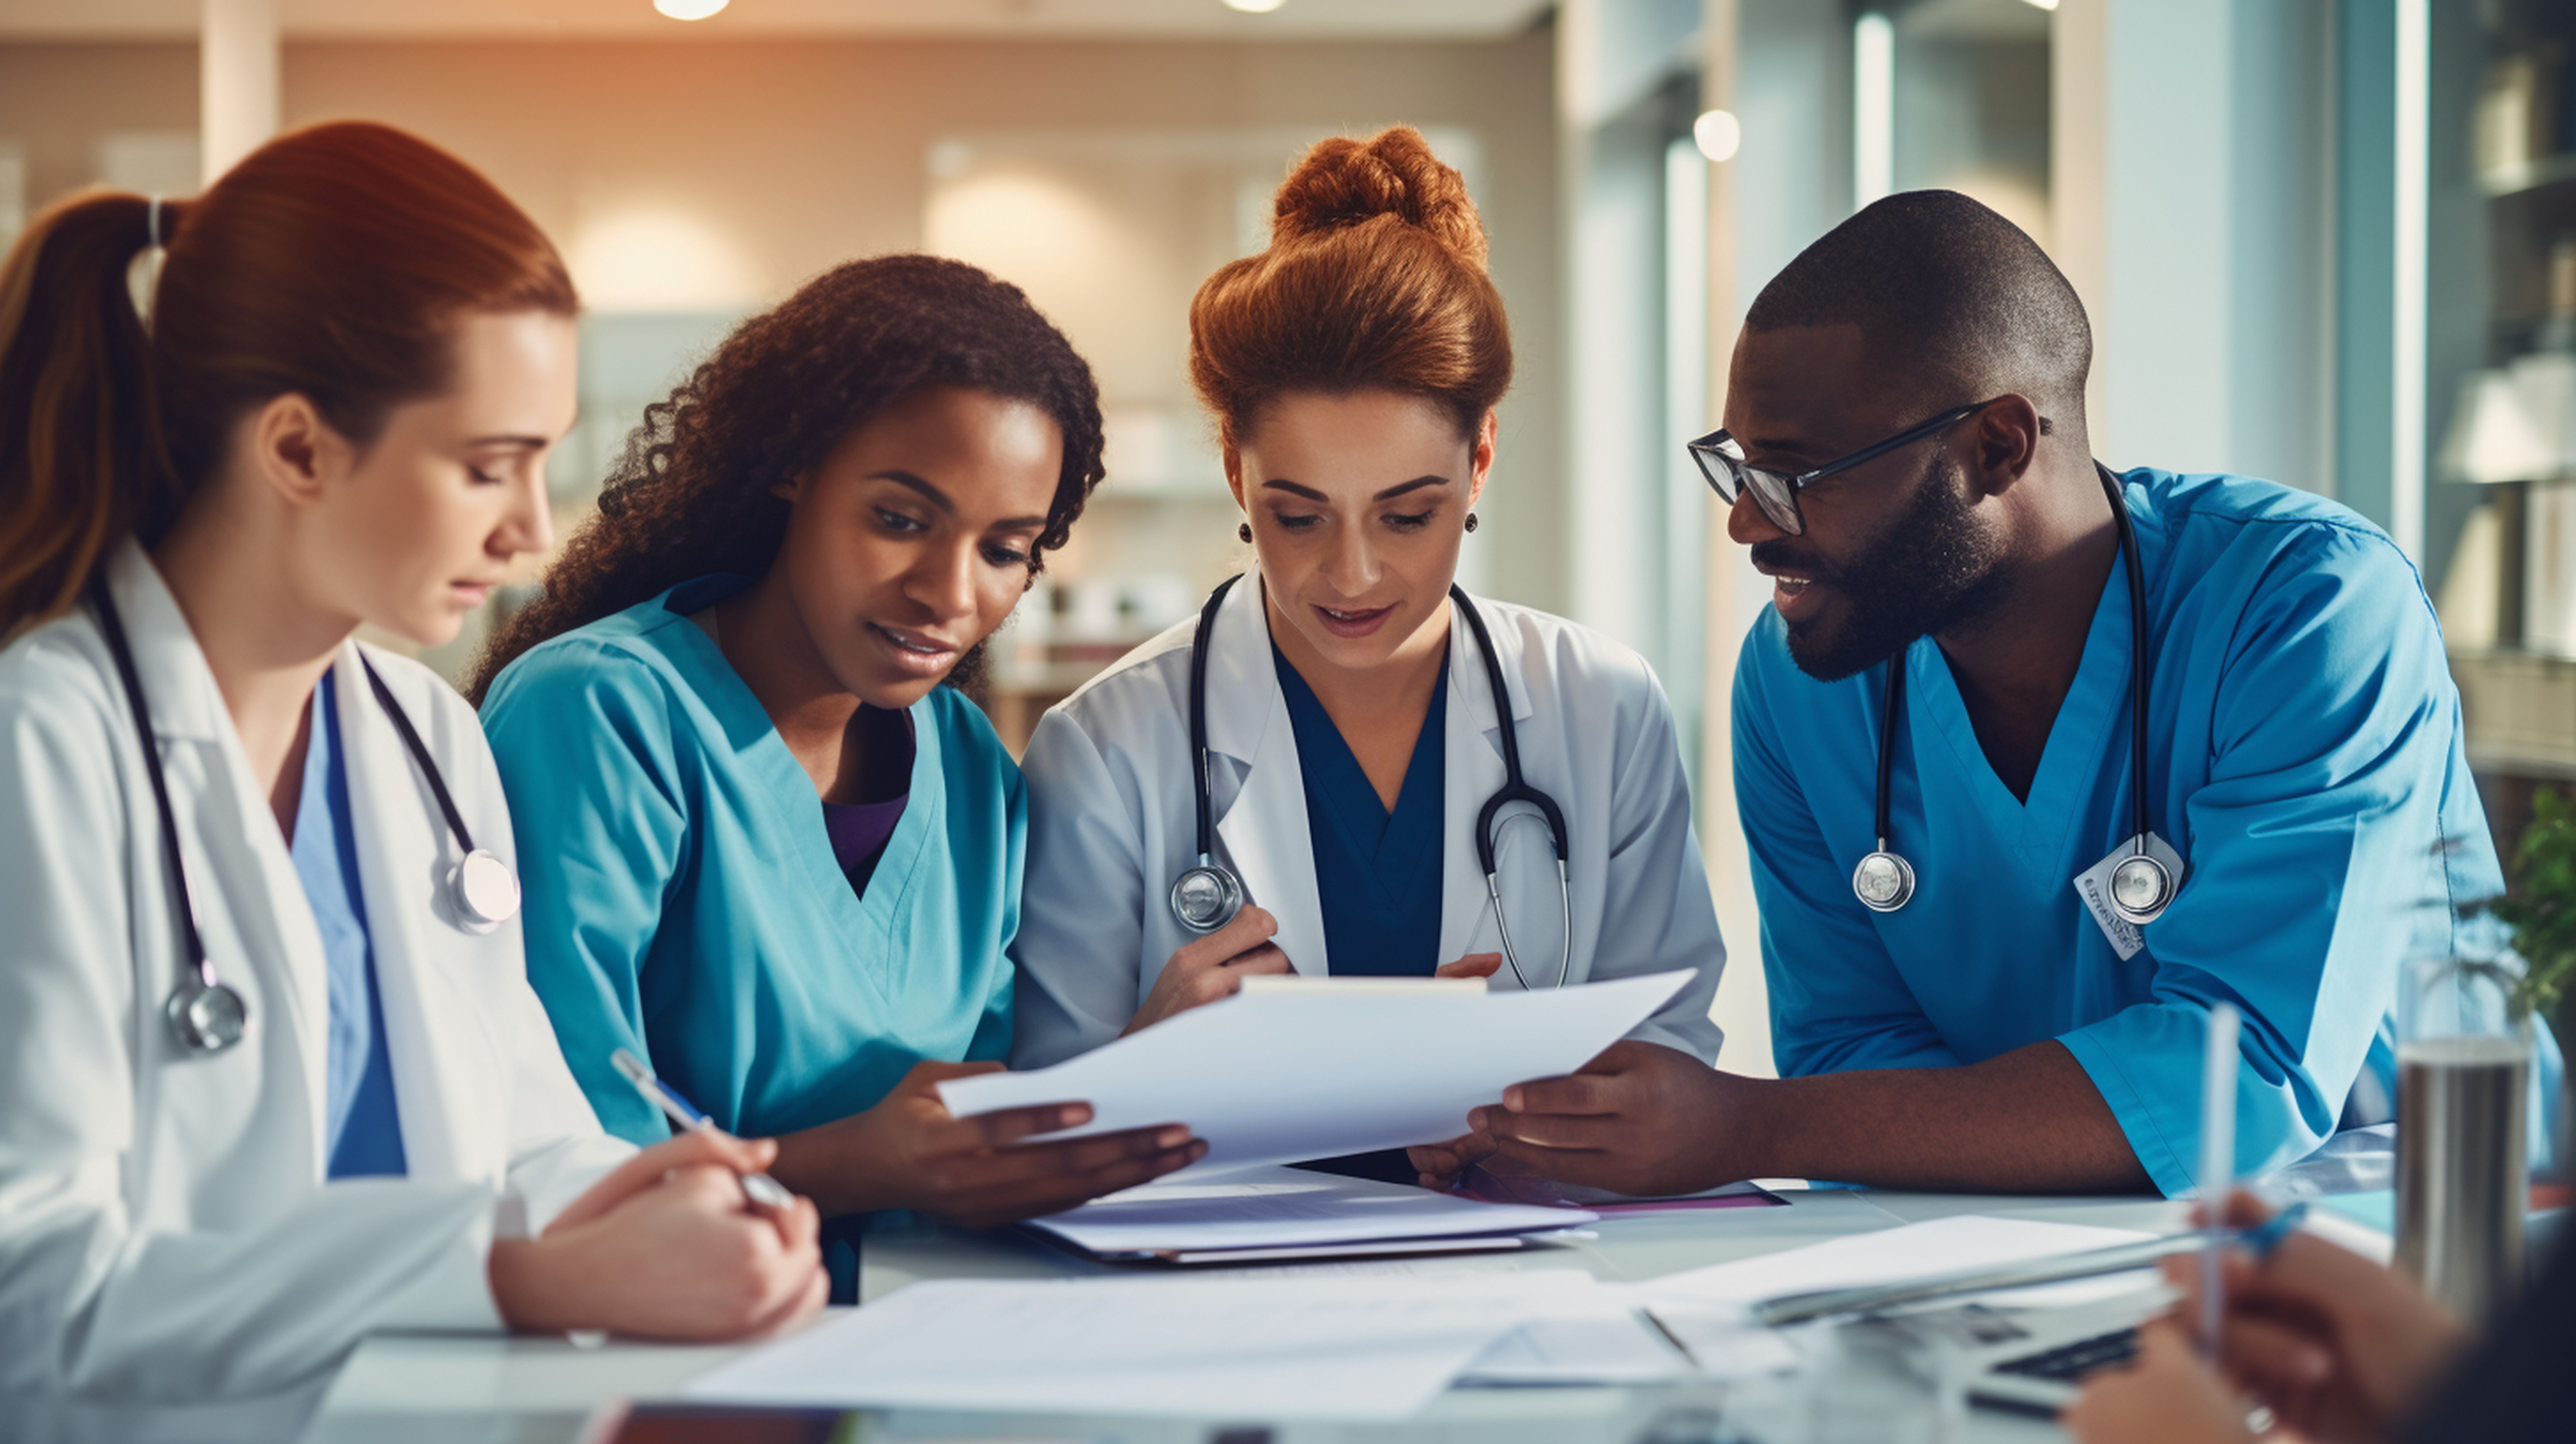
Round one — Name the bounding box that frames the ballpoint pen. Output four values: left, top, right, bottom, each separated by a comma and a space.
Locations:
1748, 1201, 2312, 1329
610, 1048, 797, 1211
2198, 1002, 2242, 1358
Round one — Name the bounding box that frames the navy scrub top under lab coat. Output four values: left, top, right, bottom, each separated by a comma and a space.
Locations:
1732, 468, 2563, 1197
1274, 644, 1446, 977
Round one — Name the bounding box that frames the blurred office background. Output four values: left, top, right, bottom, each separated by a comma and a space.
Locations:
4, 0, 2571, 1075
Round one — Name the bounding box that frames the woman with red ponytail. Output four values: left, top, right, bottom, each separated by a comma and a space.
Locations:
0, 123, 820, 1439
1009, 128, 1728, 1184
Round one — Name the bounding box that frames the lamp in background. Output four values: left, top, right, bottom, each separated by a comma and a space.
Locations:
2021, 0, 2061, 12
654, 0, 728, 20
1223, 0, 1288, 12
1692, 110, 1741, 164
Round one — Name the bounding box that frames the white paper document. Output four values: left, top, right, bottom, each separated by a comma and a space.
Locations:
1462, 1306, 1802, 1386
1027, 1164, 1594, 1258
1638, 1215, 2157, 1316
683, 1271, 1607, 1420
937, 970, 1691, 1174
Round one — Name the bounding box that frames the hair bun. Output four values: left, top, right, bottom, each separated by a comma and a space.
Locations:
1270, 127, 1488, 273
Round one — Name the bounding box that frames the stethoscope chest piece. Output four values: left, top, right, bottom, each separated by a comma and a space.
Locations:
1852, 848, 1917, 914
1169, 855, 1244, 935
167, 974, 249, 1055
451, 848, 521, 934
2107, 842, 2175, 926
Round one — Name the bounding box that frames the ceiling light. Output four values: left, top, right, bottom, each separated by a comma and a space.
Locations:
1224, 0, 1288, 13
1692, 109, 1741, 164
2022, 0, 2061, 10
655, 0, 728, 20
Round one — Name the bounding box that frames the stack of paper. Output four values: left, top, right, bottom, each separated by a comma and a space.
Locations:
683, 1271, 1612, 1420
937, 970, 1691, 1175
1026, 1164, 1595, 1263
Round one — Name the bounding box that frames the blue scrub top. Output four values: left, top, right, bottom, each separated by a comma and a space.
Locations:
1732, 469, 2561, 1196
480, 575, 1024, 1153
1274, 645, 1446, 977
292, 669, 406, 1180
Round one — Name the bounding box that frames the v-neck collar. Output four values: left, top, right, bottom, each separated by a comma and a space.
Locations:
648, 578, 943, 996
1907, 550, 2132, 878
1272, 641, 1447, 900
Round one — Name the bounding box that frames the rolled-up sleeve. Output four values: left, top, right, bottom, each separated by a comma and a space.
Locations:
2058, 526, 2491, 1195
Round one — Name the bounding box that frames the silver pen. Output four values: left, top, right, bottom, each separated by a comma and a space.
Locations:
610, 1048, 797, 1211
1748, 1204, 2310, 1329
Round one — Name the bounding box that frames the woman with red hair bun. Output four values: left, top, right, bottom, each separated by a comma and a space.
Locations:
1010, 127, 1728, 1183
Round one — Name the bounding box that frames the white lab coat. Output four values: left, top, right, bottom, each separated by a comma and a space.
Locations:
1010, 571, 1726, 1070
0, 544, 632, 1441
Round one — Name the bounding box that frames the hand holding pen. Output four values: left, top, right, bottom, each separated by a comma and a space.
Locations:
2064, 1191, 2470, 1444
612, 1048, 797, 1210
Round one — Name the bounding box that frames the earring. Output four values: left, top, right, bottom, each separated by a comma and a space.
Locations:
1238, 521, 1253, 544
1464, 511, 1479, 533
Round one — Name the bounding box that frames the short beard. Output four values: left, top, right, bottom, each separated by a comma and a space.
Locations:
1774, 452, 2008, 682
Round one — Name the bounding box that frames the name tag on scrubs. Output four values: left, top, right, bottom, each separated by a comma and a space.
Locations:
2070, 833, 2185, 960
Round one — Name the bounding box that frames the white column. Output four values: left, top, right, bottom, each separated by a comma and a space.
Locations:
2058, 0, 2333, 495
1852, 10, 1894, 210
201, 0, 279, 187
2050, 0, 2110, 447
2391, 0, 2429, 560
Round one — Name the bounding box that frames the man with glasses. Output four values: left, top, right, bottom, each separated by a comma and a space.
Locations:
1423, 190, 2556, 1199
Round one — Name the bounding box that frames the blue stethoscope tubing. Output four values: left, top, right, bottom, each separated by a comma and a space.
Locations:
1850, 463, 2178, 924
90, 578, 522, 1057
1166, 575, 1576, 991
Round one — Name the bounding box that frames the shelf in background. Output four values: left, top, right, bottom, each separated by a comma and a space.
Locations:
2453, 648, 2576, 778
2480, 151, 2576, 199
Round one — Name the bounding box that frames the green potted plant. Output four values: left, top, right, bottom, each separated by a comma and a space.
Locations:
2495, 787, 2576, 1064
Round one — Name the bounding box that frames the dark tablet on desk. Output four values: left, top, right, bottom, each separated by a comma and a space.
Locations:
580, 1402, 849, 1444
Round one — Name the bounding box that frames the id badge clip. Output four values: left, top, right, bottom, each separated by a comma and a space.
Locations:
2072, 831, 2184, 961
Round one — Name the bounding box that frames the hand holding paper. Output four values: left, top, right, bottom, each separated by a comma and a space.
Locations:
939, 971, 1693, 1175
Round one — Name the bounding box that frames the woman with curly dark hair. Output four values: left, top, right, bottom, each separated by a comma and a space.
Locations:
473, 256, 1201, 1298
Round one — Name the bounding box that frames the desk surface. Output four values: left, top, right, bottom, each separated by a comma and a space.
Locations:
311, 1188, 2189, 1444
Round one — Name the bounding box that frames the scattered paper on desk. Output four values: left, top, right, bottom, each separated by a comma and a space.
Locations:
1462, 1310, 1692, 1386
1028, 1164, 1594, 1257
1639, 1215, 2156, 1315
683, 1271, 1608, 1421
938, 971, 1691, 1175
1459, 1303, 1801, 1387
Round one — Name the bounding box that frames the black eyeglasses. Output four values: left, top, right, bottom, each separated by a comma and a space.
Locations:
1686, 398, 2003, 537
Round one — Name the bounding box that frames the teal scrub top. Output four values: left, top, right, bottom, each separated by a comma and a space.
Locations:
1733, 469, 2562, 1196
480, 576, 1023, 1152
